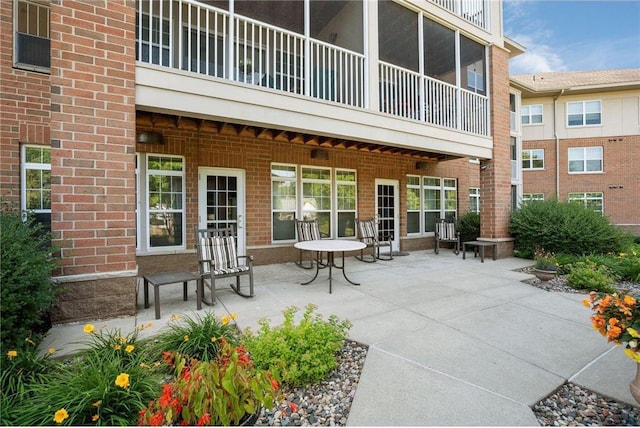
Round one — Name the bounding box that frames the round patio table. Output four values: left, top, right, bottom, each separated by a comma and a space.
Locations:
294, 239, 366, 293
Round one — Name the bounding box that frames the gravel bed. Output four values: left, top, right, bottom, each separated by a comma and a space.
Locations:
521, 266, 640, 426
256, 340, 368, 426
255, 271, 640, 427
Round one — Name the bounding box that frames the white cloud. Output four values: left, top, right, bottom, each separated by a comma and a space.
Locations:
508, 34, 567, 75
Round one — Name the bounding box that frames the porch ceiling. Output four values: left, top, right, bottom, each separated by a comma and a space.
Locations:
136, 110, 463, 162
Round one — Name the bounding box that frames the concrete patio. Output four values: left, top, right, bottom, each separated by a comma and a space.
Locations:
41, 249, 639, 425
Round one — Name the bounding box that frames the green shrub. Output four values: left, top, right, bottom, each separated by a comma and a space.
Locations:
1, 207, 59, 350
243, 304, 352, 386
141, 312, 240, 362
457, 211, 480, 243
509, 199, 630, 258
566, 261, 616, 293
6, 324, 163, 426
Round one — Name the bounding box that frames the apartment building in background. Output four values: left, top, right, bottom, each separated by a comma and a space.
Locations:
510, 69, 640, 236
2, 0, 522, 323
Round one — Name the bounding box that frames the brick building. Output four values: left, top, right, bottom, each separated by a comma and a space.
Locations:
510, 69, 640, 236
2, 0, 519, 323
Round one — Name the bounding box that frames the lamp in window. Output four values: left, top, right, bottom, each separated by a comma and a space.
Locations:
136, 131, 164, 144
310, 149, 328, 160
415, 161, 428, 170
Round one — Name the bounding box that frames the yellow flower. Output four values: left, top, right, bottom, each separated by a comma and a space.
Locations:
221, 315, 231, 325
7, 350, 17, 360
48, 348, 56, 355
53, 408, 69, 424
628, 328, 640, 339
171, 314, 181, 321
83, 324, 95, 334
92, 400, 102, 407
183, 335, 189, 342
112, 344, 121, 351
231, 313, 238, 320
125, 345, 135, 353
115, 373, 130, 389
140, 362, 149, 369
620, 252, 627, 257
211, 336, 217, 343
582, 299, 591, 308
625, 348, 640, 363
92, 415, 99, 422
623, 295, 636, 306
25, 337, 35, 345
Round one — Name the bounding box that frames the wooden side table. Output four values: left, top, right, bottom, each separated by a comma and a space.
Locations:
143, 271, 203, 319
462, 240, 497, 263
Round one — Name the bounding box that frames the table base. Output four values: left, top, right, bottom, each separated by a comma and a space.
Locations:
302, 251, 360, 293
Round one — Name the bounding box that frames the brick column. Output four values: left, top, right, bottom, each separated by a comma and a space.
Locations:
479, 45, 513, 257
49, 0, 138, 322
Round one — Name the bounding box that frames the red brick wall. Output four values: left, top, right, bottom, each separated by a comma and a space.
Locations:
49, 0, 137, 277
523, 135, 640, 234
0, 1, 52, 205
135, 122, 482, 271
480, 45, 512, 242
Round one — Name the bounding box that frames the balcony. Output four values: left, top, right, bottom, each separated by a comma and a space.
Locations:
135, 0, 490, 140
430, 0, 489, 30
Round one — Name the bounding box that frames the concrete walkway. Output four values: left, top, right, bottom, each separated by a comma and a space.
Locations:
41, 249, 639, 425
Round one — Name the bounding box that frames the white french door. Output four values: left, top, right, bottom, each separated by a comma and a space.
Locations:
375, 179, 399, 254
198, 168, 246, 254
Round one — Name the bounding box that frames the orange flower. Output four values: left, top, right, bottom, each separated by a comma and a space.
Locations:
608, 325, 622, 341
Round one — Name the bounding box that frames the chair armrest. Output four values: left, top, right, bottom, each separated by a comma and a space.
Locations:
238, 254, 254, 265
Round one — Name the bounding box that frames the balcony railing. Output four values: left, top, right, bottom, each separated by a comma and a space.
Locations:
380, 62, 488, 135
136, 0, 489, 137
430, 0, 489, 30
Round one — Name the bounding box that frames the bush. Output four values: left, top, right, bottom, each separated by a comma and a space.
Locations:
141, 312, 241, 362
243, 304, 352, 386
6, 324, 163, 426
509, 199, 630, 258
139, 340, 279, 426
566, 260, 616, 293
457, 211, 480, 243
0, 206, 58, 350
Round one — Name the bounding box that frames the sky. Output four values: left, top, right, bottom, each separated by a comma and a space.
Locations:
503, 0, 640, 75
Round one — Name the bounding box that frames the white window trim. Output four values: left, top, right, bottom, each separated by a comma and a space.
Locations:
521, 104, 543, 126
406, 175, 458, 236
270, 164, 358, 242
568, 146, 603, 174
21, 144, 51, 214
137, 153, 186, 253
568, 192, 604, 214
567, 100, 602, 127
469, 187, 480, 213
522, 193, 544, 202
522, 149, 545, 170
334, 168, 357, 238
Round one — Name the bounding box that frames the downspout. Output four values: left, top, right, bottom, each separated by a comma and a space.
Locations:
553, 89, 565, 198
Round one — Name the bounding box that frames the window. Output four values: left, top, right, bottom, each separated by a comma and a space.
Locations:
137, 154, 185, 251
522, 149, 544, 170
567, 101, 601, 126
271, 164, 297, 241
302, 167, 332, 236
335, 170, 357, 238
469, 188, 480, 213
521, 105, 542, 125
467, 68, 484, 93
568, 192, 603, 214
21, 145, 51, 233
522, 193, 544, 202
136, 13, 170, 66
406, 175, 458, 235
271, 164, 357, 241
14, 0, 50, 71
568, 147, 603, 173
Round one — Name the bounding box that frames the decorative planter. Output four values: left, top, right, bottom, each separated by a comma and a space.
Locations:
631, 362, 640, 405
533, 268, 557, 282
